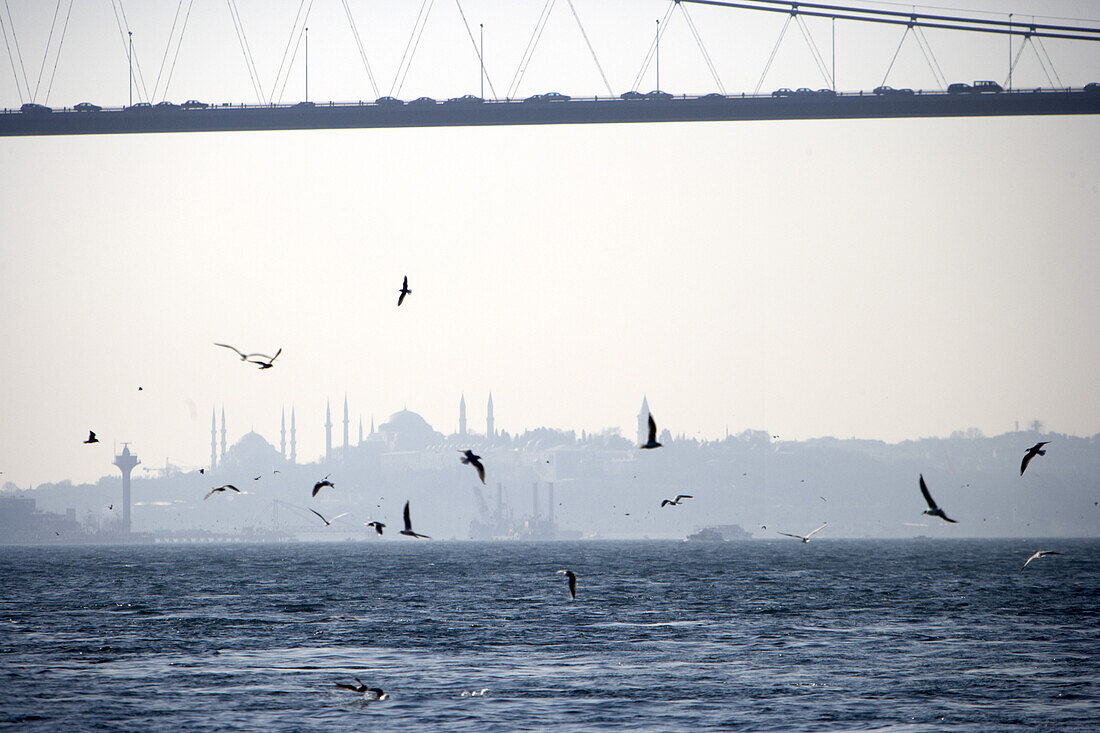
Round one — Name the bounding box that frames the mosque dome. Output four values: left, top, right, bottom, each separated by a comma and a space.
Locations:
220, 431, 283, 471
378, 410, 442, 450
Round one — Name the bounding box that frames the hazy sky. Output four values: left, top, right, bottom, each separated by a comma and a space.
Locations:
1, 0, 1098, 487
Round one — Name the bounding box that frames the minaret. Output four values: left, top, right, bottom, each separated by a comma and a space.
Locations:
459, 394, 467, 436
358, 417, 363, 445
280, 408, 287, 458
210, 408, 217, 470
325, 401, 332, 460
638, 395, 650, 445
220, 407, 227, 461
290, 408, 297, 464
113, 444, 140, 535
343, 395, 349, 449
370, 415, 375, 435
486, 392, 495, 439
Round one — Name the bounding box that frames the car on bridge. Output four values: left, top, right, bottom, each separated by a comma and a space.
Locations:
873, 86, 914, 96
181, 99, 208, 109
645, 90, 673, 101
816, 88, 836, 97
408, 96, 437, 106
375, 96, 403, 106
124, 102, 151, 111
947, 82, 972, 94
620, 91, 645, 100
699, 93, 727, 102
771, 88, 794, 97
1086, 82, 1100, 94
74, 102, 101, 112
20, 102, 51, 113
972, 80, 1003, 93
155, 101, 180, 110
445, 95, 484, 105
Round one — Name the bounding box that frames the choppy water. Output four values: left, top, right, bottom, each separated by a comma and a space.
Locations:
1, 540, 1097, 731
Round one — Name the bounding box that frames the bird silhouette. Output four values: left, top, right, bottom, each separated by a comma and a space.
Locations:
1020, 442, 1050, 476
397, 275, 411, 306
309, 508, 348, 527
640, 414, 662, 449
248, 348, 281, 370
777, 523, 828, 543
313, 477, 334, 497
400, 501, 430, 538
919, 474, 957, 523
660, 494, 693, 507
461, 450, 486, 484
204, 485, 240, 500
335, 678, 389, 700
365, 521, 385, 535
1022, 550, 1063, 569
83, 431, 99, 444
557, 569, 577, 600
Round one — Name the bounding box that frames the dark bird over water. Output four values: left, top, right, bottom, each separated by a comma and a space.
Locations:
557, 569, 577, 600
335, 678, 389, 700
1023, 550, 1063, 569
400, 501, 430, 538
397, 275, 411, 306
365, 521, 385, 535
1021, 442, 1050, 476
919, 474, 957, 523
461, 450, 486, 484
309, 508, 348, 527
640, 413, 662, 449
313, 477, 334, 497
204, 485, 240, 500
83, 431, 99, 444
777, 523, 828, 543
660, 494, 693, 507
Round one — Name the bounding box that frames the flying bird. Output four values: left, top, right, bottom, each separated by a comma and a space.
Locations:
83, 431, 99, 444
313, 477, 334, 497
1020, 442, 1050, 476
248, 348, 282, 370
1022, 550, 1062, 569
397, 275, 411, 306
557, 569, 577, 600
400, 501, 430, 538
204, 485, 240, 500
461, 450, 486, 484
919, 474, 957, 523
365, 521, 385, 535
215, 342, 280, 368
640, 413, 662, 449
309, 509, 348, 527
660, 494, 693, 507
335, 679, 389, 700
777, 523, 828, 543
199, 468, 205, 475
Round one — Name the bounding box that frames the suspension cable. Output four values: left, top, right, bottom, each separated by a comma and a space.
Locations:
270, 0, 308, 103
153, 0, 185, 102
341, 0, 379, 99
454, 0, 497, 99
508, 0, 555, 100
0, 10, 24, 103
565, 0, 614, 98
42, 0, 73, 105
3, 0, 29, 101
754, 12, 793, 95
114, 0, 150, 102
1034, 34, 1064, 88
879, 23, 911, 87
31, 0, 61, 103
226, 0, 264, 104
794, 14, 832, 88
390, 0, 434, 98
630, 1, 675, 92
913, 25, 946, 90
678, 0, 725, 95
161, 0, 195, 103
276, 0, 314, 104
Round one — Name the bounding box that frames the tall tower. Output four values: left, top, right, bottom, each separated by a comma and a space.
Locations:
325, 401, 333, 460
343, 395, 349, 449
358, 417, 363, 445
638, 395, 650, 445
280, 407, 287, 458
113, 444, 140, 535
459, 394, 467, 436
220, 407, 227, 461
210, 408, 217, 470
290, 408, 297, 464
486, 393, 495, 440
370, 415, 375, 435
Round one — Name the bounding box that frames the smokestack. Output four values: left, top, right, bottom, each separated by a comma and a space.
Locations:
548, 481, 554, 524
532, 482, 539, 520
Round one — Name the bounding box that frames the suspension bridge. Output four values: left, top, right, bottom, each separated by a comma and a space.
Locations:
1, 0, 1098, 137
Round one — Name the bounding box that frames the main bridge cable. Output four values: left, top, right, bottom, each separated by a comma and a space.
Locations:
161, 0, 196, 103
391, 0, 434, 98
508, 0, 555, 100
677, 0, 1100, 42
2, 0, 30, 102
42, 0, 74, 105
565, 0, 614, 98
341, 0, 380, 99
226, 0, 264, 104
630, 0, 676, 92
454, 0, 497, 100
678, 0, 727, 95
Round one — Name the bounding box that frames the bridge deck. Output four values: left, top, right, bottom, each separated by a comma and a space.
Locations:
2, 90, 1098, 137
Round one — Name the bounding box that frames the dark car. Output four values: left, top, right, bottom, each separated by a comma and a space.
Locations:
793, 87, 816, 96
155, 101, 180, 110
408, 96, 437, 106
947, 82, 972, 94
21, 102, 52, 113
375, 96, 403, 106
181, 99, 208, 109
771, 88, 794, 97
816, 88, 836, 97
1085, 82, 1100, 94
74, 102, 101, 112
873, 86, 914, 96
445, 95, 484, 105
699, 93, 727, 101
124, 102, 152, 111
620, 91, 645, 100
645, 90, 673, 101
972, 80, 1003, 93
542, 92, 570, 102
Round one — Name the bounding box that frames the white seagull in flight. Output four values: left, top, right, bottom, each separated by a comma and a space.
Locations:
777, 523, 828, 543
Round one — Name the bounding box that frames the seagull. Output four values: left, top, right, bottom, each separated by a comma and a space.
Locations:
335, 679, 389, 700
556, 569, 577, 600
777, 523, 828, 543
313, 477, 334, 497
309, 509, 348, 527
919, 474, 957, 523
83, 431, 99, 444
640, 413, 662, 449
365, 521, 385, 535
400, 501, 430, 538
248, 348, 282, 370
204, 485, 240, 500
660, 494, 693, 507
460, 450, 486, 484
1020, 442, 1050, 476
397, 275, 411, 306
1023, 550, 1063, 569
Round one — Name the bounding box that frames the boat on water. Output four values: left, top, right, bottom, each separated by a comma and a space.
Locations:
685, 524, 753, 542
